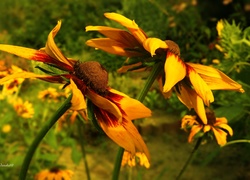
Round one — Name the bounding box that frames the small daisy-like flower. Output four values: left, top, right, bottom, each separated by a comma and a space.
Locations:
13, 98, 34, 119
2, 124, 11, 133
181, 109, 233, 146
122, 151, 150, 168
38, 87, 60, 102
34, 167, 73, 180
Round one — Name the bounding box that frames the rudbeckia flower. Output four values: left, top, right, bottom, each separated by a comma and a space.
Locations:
86, 12, 244, 124
181, 109, 233, 146
12, 98, 34, 119
34, 167, 74, 180
0, 21, 151, 159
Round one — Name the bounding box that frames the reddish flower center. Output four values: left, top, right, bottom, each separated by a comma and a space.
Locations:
74, 61, 108, 94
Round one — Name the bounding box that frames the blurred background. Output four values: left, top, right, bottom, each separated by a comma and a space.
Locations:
0, 0, 250, 179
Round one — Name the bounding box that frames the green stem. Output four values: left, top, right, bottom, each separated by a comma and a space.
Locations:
112, 62, 163, 180
77, 119, 91, 180
176, 137, 203, 180
222, 139, 250, 147
19, 94, 72, 180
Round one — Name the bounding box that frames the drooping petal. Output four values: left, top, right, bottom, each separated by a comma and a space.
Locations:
187, 62, 244, 93
86, 38, 142, 57
163, 52, 186, 93
143, 38, 168, 56
216, 123, 233, 136
86, 26, 141, 48
187, 65, 214, 106
212, 127, 228, 146
104, 13, 147, 44
45, 20, 73, 67
214, 117, 228, 125
176, 83, 208, 124
86, 88, 122, 122
108, 89, 152, 120
117, 62, 145, 73
203, 125, 212, 133
0, 72, 51, 84
188, 125, 203, 142
69, 79, 86, 111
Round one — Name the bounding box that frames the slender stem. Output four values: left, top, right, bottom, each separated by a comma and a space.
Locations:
77, 119, 91, 180
222, 139, 250, 147
19, 94, 72, 180
112, 62, 163, 180
176, 137, 203, 180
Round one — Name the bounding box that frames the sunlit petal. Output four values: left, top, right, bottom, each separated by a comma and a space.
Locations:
86, 38, 141, 57
45, 20, 72, 67
217, 123, 233, 136
163, 52, 186, 93
188, 125, 202, 142
86, 88, 122, 122
176, 83, 208, 124
203, 125, 211, 133
143, 38, 168, 56
187, 63, 244, 93
0, 72, 50, 84
69, 79, 86, 111
212, 127, 227, 146
214, 117, 228, 124
108, 89, 152, 120
104, 12, 147, 44
98, 119, 136, 155
187, 65, 214, 106
86, 26, 141, 48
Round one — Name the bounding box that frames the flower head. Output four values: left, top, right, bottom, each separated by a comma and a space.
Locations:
13, 98, 34, 119
86, 13, 244, 124
181, 109, 233, 146
0, 21, 151, 159
35, 167, 73, 180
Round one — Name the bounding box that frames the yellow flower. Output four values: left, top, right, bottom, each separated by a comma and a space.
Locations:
13, 98, 34, 118
1, 65, 25, 96
38, 87, 60, 102
0, 21, 151, 159
35, 167, 73, 180
216, 20, 224, 37
85, 13, 244, 124
122, 151, 150, 168
181, 109, 233, 146
2, 124, 11, 133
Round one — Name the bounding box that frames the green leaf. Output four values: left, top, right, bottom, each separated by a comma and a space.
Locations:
214, 105, 245, 122
71, 144, 82, 165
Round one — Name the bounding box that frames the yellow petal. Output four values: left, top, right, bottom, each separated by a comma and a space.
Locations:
104, 12, 147, 44
212, 127, 228, 146
108, 89, 152, 120
0, 72, 50, 84
86, 26, 140, 47
143, 38, 168, 56
86, 88, 122, 122
176, 83, 208, 124
0, 45, 50, 63
217, 123, 233, 136
45, 20, 72, 67
163, 52, 186, 93
203, 125, 211, 133
214, 117, 228, 124
117, 61, 145, 73
188, 125, 203, 142
187, 63, 244, 93
69, 79, 86, 111
216, 19, 224, 37
86, 38, 141, 57
187, 65, 214, 106
98, 117, 150, 160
